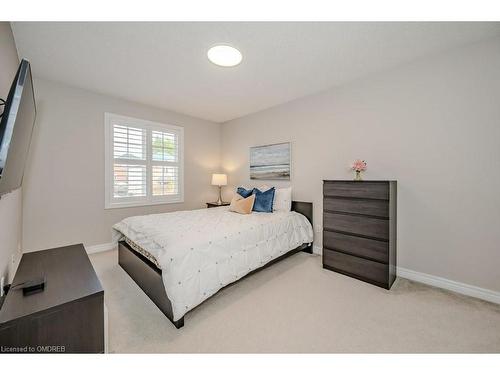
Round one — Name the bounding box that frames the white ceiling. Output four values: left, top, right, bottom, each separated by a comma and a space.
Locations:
11, 22, 500, 123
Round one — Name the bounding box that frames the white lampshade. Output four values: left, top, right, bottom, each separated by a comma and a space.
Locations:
211, 173, 227, 186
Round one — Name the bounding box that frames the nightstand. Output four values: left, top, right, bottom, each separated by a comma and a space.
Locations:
206, 202, 230, 208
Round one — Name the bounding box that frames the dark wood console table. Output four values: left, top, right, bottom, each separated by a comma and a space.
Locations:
0, 244, 104, 353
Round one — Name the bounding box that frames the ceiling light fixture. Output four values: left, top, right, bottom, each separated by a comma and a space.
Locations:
207, 45, 242, 67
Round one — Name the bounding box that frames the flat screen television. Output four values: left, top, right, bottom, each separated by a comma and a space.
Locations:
0, 59, 36, 196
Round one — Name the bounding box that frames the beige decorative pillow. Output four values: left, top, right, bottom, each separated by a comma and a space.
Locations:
229, 193, 255, 214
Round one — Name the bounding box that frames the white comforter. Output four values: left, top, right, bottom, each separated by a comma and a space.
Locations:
113, 206, 313, 320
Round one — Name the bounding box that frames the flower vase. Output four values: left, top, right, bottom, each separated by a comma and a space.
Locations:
354, 170, 362, 181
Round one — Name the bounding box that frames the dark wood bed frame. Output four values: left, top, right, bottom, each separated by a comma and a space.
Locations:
118, 201, 313, 329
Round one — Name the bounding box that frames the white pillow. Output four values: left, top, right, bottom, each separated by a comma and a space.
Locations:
241, 185, 292, 212
258, 184, 271, 192
273, 186, 292, 212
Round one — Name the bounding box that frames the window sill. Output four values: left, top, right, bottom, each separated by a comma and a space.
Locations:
105, 198, 184, 210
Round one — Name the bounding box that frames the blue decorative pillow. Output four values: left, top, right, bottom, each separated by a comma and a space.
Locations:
252, 187, 275, 212
236, 187, 253, 198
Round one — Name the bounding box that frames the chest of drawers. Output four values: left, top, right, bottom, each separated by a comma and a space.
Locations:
322, 180, 397, 289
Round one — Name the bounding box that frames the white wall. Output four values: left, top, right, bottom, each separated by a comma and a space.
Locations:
0, 22, 22, 284
221, 37, 500, 292
22, 79, 221, 252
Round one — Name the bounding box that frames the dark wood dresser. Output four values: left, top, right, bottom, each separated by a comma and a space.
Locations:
322, 180, 397, 289
0, 244, 104, 353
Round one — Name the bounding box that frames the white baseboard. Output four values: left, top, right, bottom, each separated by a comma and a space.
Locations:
397, 266, 500, 305
313, 245, 498, 304
85, 242, 117, 254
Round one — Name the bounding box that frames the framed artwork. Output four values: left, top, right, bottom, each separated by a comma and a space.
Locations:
250, 142, 291, 180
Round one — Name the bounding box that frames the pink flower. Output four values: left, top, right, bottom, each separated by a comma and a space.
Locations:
351, 159, 367, 172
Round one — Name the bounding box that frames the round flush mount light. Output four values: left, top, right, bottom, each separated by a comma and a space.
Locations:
207, 45, 242, 67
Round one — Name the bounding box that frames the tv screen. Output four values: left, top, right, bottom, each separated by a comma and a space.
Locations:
0, 59, 36, 196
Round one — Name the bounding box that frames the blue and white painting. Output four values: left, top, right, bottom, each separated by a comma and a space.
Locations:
250, 142, 291, 180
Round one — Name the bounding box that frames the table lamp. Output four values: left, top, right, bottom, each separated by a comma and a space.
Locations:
211, 174, 227, 205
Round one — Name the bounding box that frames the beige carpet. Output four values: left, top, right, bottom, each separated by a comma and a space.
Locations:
89, 250, 500, 353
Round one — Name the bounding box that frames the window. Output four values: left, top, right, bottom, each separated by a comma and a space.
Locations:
105, 113, 184, 208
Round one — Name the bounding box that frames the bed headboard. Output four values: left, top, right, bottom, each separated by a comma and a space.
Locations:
291, 201, 313, 226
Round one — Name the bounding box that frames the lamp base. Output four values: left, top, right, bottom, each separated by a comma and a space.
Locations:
216, 186, 223, 205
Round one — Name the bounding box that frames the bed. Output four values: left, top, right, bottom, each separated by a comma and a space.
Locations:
113, 201, 313, 328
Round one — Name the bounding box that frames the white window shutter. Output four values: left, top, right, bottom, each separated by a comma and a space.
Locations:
105, 113, 184, 209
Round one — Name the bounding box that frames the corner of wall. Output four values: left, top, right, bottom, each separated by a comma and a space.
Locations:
0, 188, 23, 284
0, 21, 23, 285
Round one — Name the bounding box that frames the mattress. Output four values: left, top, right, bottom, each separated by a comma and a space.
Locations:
113, 206, 313, 320
124, 236, 161, 269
